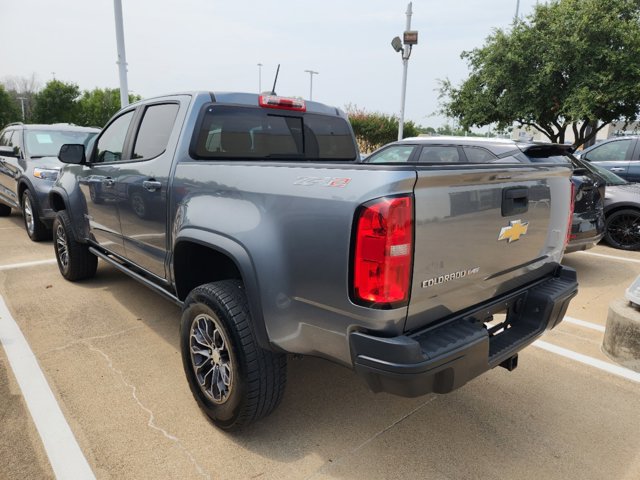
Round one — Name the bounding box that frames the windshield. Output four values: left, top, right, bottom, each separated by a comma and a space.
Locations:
25, 130, 98, 158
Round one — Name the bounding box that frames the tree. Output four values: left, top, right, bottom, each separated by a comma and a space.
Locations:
419, 126, 437, 135
76, 88, 140, 127
32, 80, 81, 124
2, 74, 40, 122
439, 0, 640, 148
0, 85, 21, 127
346, 105, 419, 153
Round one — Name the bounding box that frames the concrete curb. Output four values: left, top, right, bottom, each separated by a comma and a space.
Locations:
602, 299, 640, 373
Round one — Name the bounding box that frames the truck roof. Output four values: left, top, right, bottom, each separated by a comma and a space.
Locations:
127, 91, 343, 117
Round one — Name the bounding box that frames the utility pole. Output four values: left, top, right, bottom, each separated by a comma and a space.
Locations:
304, 70, 319, 100
393, 2, 417, 141
257, 63, 263, 93
113, 0, 130, 108
515, 0, 521, 23
17, 97, 26, 120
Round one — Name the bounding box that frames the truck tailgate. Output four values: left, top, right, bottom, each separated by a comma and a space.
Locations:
406, 165, 572, 332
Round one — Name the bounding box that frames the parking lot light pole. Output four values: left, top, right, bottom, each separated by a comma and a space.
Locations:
17, 97, 26, 120
304, 70, 319, 101
113, 0, 130, 108
392, 3, 417, 141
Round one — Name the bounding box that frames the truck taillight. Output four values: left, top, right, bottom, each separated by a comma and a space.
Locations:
565, 181, 576, 247
258, 95, 306, 111
353, 195, 413, 306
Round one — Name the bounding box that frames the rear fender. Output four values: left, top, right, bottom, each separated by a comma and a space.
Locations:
172, 227, 271, 350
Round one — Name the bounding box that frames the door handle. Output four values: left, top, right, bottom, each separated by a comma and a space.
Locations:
102, 177, 115, 187
502, 187, 529, 217
142, 180, 161, 192
610, 167, 626, 172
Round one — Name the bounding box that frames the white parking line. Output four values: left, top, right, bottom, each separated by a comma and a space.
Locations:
577, 251, 640, 264
533, 340, 640, 383
0, 258, 57, 271
563, 316, 606, 333
0, 296, 96, 480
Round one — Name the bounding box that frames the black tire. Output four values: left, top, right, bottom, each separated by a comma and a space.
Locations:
22, 189, 52, 242
53, 210, 98, 281
0, 203, 10, 217
604, 209, 640, 251
180, 280, 287, 430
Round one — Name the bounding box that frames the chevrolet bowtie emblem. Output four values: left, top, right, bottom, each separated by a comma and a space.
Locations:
498, 220, 529, 243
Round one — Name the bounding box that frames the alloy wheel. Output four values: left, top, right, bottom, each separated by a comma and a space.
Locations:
55, 224, 69, 270
189, 314, 233, 404
607, 212, 640, 250
23, 195, 34, 236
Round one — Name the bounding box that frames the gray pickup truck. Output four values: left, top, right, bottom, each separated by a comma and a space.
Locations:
50, 92, 578, 430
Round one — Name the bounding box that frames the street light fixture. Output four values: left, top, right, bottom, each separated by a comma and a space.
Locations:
304, 69, 319, 101
391, 2, 417, 141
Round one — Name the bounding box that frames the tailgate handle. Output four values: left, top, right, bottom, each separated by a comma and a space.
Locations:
502, 187, 529, 217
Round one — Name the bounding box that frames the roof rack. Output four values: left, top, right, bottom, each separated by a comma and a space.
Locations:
6, 122, 24, 127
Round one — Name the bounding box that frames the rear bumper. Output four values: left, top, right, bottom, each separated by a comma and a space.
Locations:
565, 232, 605, 253
350, 265, 578, 397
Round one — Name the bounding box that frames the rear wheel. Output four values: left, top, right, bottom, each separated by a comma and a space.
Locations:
22, 190, 52, 241
604, 209, 640, 251
180, 280, 287, 430
0, 203, 10, 217
53, 210, 98, 280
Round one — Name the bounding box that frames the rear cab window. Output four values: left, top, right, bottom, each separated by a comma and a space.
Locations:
191, 105, 357, 161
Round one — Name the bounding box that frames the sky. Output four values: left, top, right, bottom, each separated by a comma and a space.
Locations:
0, 0, 542, 127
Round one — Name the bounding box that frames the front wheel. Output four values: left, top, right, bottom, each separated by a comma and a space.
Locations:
53, 211, 98, 280
180, 280, 287, 430
604, 209, 640, 251
22, 190, 52, 241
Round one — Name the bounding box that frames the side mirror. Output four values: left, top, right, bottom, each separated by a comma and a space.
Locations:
58, 144, 86, 164
0, 145, 18, 157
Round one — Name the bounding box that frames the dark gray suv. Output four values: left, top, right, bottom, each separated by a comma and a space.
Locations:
0, 123, 99, 240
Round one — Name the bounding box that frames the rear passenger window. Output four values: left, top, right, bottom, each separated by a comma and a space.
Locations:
418, 146, 460, 163
133, 104, 179, 159
366, 145, 415, 163
463, 146, 497, 163
584, 139, 633, 162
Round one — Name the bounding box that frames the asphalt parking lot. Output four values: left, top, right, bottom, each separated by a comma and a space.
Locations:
1, 211, 639, 480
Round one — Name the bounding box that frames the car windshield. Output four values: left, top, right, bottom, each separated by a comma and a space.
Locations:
25, 130, 98, 158
575, 156, 628, 185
